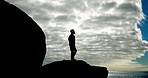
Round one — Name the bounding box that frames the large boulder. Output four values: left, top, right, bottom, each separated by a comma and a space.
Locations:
0, 0, 46, 77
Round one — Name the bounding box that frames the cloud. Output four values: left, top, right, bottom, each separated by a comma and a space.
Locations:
117, 3, 139, 12
101, 2, 117, 10
6, 0, 148, 70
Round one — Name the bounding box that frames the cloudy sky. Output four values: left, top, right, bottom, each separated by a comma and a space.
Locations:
6, 0, 148, 71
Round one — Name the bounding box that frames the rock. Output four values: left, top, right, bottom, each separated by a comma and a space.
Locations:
41, 60, 108, 78
0, 1, 46, 77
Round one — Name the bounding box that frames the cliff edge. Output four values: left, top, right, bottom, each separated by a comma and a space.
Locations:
41, 60, 108, 78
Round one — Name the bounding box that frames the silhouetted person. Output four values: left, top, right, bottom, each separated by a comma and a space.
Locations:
68, 29, 77, 61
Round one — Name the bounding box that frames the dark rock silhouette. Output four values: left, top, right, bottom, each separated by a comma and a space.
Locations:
41, 60, 108, 78
1, 0, 46, 77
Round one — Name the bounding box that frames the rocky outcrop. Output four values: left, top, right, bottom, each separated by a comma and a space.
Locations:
41, 60, 108, 78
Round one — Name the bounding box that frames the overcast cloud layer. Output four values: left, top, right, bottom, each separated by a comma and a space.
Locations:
6, 0, 148, 71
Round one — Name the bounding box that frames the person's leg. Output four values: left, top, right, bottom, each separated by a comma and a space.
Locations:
71, 51, 76, 61
73, 51, 77, 60
71, 51, 73, 61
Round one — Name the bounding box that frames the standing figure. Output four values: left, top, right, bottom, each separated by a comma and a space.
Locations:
68, 29, 77, 61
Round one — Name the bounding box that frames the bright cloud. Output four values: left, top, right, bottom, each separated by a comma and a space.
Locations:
6, 0, 148, 71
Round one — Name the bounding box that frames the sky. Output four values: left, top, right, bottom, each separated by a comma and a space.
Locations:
138, 0, 148, 41
135, 0, 148, 68
6, 0, 148, 71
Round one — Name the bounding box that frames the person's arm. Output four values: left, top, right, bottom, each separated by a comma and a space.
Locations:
74, 36, 77, 51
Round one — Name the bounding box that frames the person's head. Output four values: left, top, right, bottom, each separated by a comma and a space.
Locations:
70, 29, 75, 34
